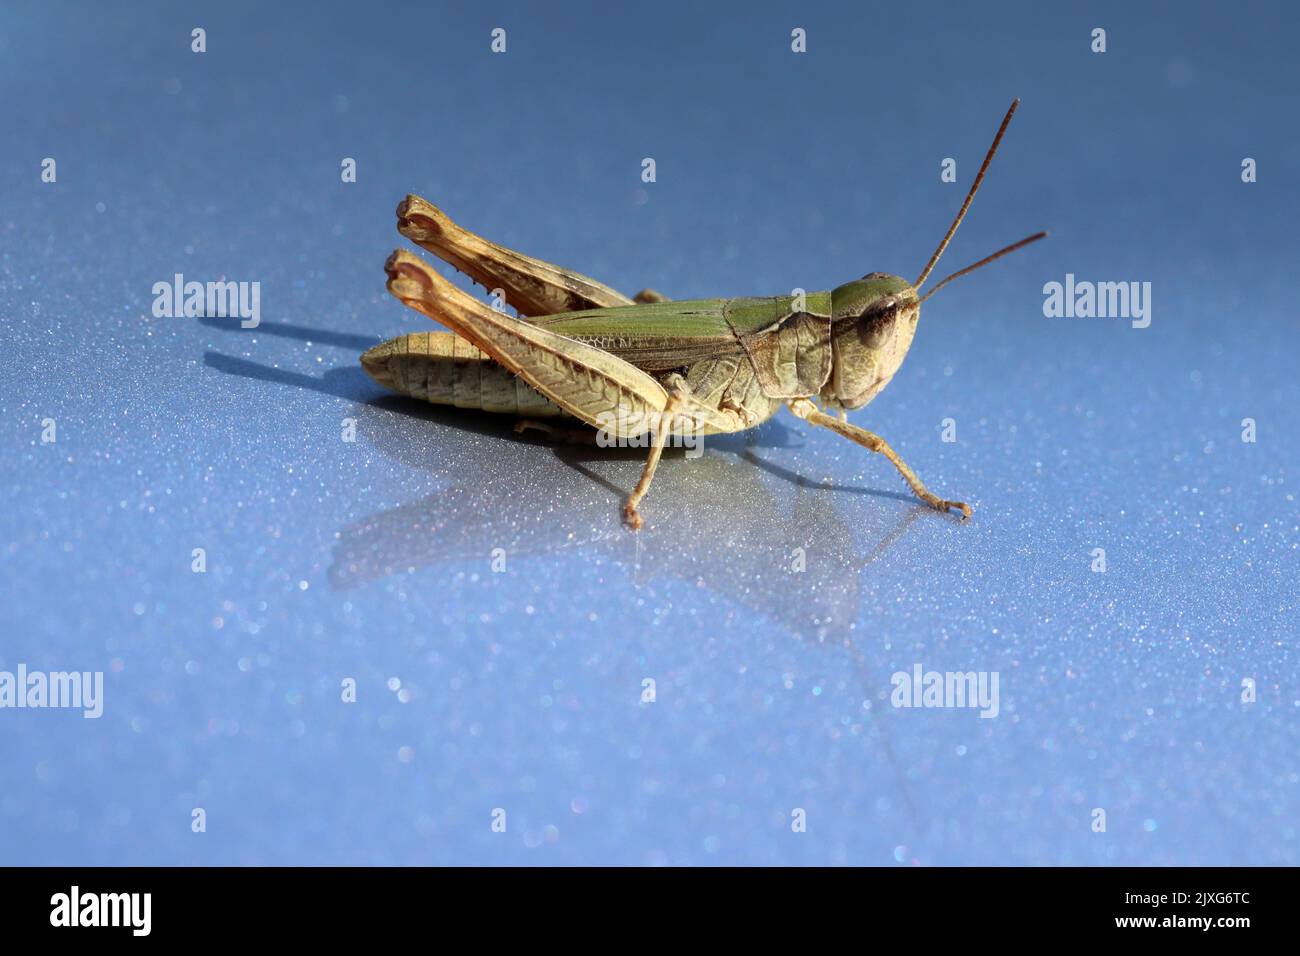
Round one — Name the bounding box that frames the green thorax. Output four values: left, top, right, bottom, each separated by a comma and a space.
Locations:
534, 291, 832, 375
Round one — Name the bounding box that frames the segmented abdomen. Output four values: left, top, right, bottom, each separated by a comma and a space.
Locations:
369, 331, 566, 417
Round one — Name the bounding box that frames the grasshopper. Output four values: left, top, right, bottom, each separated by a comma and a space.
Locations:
365, 100, 1046, 529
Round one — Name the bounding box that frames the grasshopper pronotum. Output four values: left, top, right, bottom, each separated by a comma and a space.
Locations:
365, 100, 1046, 529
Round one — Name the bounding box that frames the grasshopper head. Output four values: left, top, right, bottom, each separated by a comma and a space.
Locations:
823, 273, 920, 410
820, 101, 1047, 411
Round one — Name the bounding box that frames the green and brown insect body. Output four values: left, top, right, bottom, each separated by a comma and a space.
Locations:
364, 100, 1047, 528
364, 281, 911, 426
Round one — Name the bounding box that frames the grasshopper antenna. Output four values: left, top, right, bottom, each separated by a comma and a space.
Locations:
918, 231, 1048, 304
914, 99, 1020, 291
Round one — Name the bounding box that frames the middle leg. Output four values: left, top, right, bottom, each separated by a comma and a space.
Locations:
623, 385, 692, 530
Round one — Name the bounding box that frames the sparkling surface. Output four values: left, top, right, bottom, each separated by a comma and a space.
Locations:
0, 2, 1296, 865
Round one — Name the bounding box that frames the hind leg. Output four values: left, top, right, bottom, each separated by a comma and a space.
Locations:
396, 195, 636, 317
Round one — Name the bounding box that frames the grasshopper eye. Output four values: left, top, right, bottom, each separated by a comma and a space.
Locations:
858, 292, 917, 324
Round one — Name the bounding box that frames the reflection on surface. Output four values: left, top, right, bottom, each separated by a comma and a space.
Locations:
207, 341, 934, 834
203, 342, 933, 649
330, 397, 925, 641
329, 394, 931, 830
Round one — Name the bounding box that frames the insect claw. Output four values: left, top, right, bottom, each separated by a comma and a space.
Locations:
623, 503, 645, 531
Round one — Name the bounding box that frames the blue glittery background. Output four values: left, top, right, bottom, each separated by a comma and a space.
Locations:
1, 1, 1296, 864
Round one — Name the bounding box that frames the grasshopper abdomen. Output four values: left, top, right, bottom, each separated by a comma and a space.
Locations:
362, 331, 566, 417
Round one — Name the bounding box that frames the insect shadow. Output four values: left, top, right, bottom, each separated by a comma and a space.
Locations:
201, 339, 936, 601
197, 316, 382, 351
204, 332, 931, 837
201, 334, 919, 655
